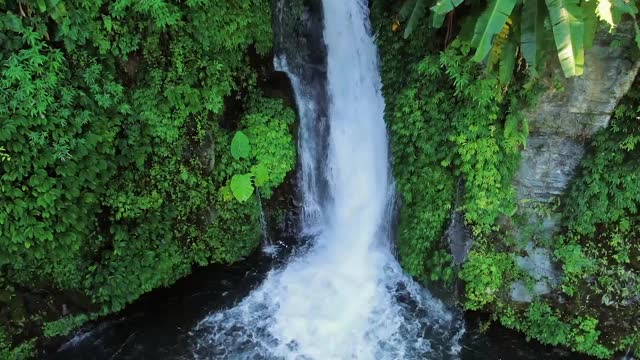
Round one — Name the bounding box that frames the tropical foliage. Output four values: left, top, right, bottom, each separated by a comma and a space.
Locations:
397, 0, 640, 77
0, 0, 295, 353
374, 0, 639, 357
373, 2, 534, 282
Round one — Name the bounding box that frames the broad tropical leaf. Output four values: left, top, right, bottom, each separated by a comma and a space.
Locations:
230, 131, 251, 160
583, 0, 598, 49
611, 0, 638, 23
595, 0, 615, 26
432, 11, 447, 27
37, 0, 47, 12
521, 0, 546, 75
404, 0, 427, 38
432, 0, 464, 14
499, 38, 518, 83
471, 0, 519, 62
230, 174, 254, 203
546, 0, 585, 77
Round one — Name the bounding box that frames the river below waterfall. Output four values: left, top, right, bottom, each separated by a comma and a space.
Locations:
46, 246, 591, 360
44, 1, 597, 359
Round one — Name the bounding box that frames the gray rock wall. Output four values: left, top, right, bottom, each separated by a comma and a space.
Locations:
508, 26, 639, 303
514, 27, 640, 203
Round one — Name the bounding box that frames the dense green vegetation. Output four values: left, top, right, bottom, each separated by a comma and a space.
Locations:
373, 0, 534, 283
374, 0, 639, 357
0, 0, 295, 355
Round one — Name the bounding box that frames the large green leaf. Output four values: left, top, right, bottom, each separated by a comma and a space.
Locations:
486, 20, 512, 69
546, 0, 585, 77
471, 0, 519, 62
611, 0, 639, 46
595, 0, 615, 26
583, 0, 598, 49
432, 11, 447, 27
431, 0, 464, 14
37, 0, 47, 12
230, 131, 251, 160
230, 174, 254, 203
404, 0, 427, 38
521, 0, 546, 75
499, 38, 518, 83
611, 0, 638, 23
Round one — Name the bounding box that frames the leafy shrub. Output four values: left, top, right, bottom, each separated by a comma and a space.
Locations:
0, 328, 33, 360
43, 314, 91, 338
499, 302, 612, 359
459, 251, 514, 310
553, 243, 596, 296
556, 77, 640, 312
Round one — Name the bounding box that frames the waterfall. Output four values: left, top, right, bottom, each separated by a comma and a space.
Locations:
256, 190, 273, 250
191, 1, 463, 359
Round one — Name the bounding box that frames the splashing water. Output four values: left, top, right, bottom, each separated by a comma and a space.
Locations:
192, 1, 463, 359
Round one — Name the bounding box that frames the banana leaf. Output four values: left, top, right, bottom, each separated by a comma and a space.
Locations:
400, 0, 418, 19
521, 0, 546, 75
546, 0, 584, 77
431, 0, 464, 14
471, 0, 519, 62
404, 0, 427, 38
583, 0, 598, 49
500, 37, 518, 83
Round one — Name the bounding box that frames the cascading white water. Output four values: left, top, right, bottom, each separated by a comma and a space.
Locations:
192, 1, 463, 359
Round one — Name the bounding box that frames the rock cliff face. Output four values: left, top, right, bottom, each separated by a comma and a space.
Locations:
514, 27, 640, 204
507, 27, 639, 302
